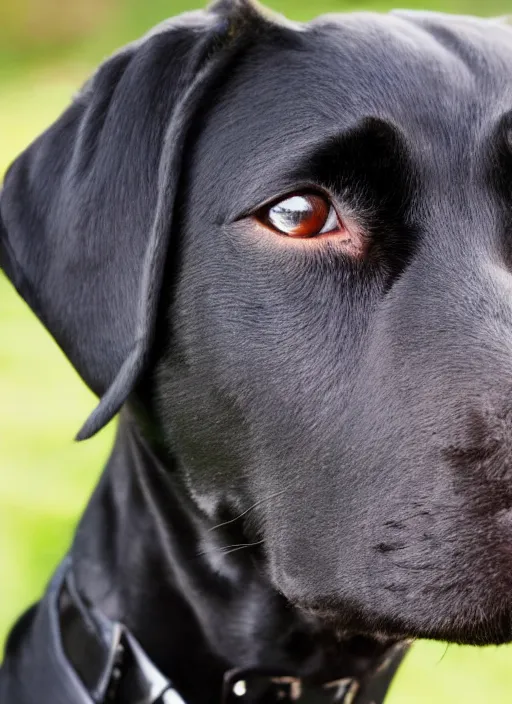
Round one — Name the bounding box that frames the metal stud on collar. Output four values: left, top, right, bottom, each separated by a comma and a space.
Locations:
270, 677, 302, 701
323, 678, 359, 704
105, 640, 126, 701
225, 669, 360, 704
232, 680, 247, 697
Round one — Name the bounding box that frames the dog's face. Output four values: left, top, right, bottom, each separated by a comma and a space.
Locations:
154, 11, 512, 645
3, 2, 512, 647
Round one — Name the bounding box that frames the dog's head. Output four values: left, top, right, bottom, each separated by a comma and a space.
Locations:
3, 0, 512, 646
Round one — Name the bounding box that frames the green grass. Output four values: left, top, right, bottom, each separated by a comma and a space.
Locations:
0, 262, 114, 636
2, 1, 512, 700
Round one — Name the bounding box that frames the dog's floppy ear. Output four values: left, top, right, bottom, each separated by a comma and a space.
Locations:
0, 0, 263, 440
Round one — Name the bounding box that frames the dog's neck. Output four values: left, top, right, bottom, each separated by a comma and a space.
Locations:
70, 413, 400, 704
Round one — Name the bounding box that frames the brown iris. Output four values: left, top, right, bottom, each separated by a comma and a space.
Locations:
261, 193, 336, 238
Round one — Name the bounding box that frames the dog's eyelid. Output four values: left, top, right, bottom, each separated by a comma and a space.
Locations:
229, 182, 336, 223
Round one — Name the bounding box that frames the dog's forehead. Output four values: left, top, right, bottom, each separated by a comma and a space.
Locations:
190, 12, 512, 208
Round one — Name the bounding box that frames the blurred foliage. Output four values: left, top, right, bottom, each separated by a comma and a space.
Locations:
0, 0, 510, 79
2, 0, 512, 701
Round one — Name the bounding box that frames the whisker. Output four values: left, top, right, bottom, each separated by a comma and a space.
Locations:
222, 540, 265, 556
437, 643, 450, 664
197, 539, 265, 558
209, 486, 291, 532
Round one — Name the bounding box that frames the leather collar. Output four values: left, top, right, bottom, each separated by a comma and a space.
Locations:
58, 564, 409, 704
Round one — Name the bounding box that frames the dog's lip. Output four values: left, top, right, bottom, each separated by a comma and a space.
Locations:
294, 598, 512, 646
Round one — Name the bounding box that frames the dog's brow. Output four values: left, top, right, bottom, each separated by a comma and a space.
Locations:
228, 117, 411, 222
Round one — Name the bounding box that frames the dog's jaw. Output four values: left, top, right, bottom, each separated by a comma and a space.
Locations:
71, 411, 407, 703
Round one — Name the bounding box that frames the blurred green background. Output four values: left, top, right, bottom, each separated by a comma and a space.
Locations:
1, 0, 512, 701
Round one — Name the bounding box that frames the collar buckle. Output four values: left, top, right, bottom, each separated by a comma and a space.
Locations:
223, 669, 359, 704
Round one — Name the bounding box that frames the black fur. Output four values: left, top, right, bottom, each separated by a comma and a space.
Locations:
2, 2, 512, 702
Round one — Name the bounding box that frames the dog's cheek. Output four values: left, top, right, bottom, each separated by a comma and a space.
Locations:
151, 341, 262, 520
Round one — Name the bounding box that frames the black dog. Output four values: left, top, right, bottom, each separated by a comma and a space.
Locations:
2, 1, 512, 702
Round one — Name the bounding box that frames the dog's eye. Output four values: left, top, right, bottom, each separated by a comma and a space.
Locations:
257, 193, 342, 238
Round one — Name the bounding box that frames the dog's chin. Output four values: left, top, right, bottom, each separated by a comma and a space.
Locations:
295, 598, 512, 647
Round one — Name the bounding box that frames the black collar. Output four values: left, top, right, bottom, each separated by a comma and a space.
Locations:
57, 563, 408, 704
0, 558, 408, 704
